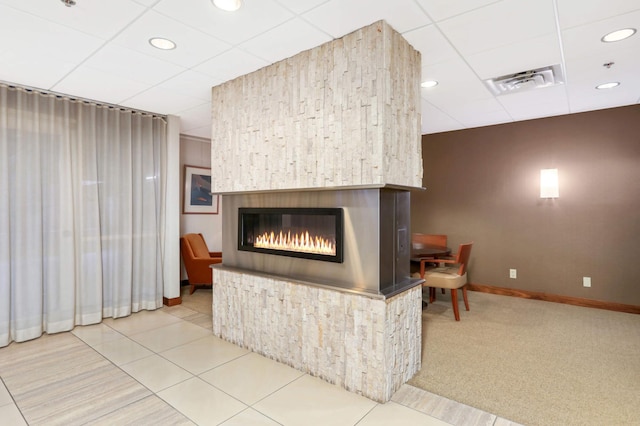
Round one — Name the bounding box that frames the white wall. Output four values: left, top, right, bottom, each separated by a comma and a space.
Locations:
179, 135, 223, 278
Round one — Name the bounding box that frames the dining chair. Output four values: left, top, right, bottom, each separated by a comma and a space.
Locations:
420, 242, 473, 321
180, 233, 223, 294
412, 233, 448, 294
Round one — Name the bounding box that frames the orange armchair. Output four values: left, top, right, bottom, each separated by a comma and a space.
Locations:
180, 233, 222, 294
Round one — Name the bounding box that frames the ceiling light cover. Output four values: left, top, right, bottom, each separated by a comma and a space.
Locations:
421, 80, 438, 88
212, 0, 242, 12
601, 28, 636, 42
149, 37, 176, 50
596, 82, 620, 90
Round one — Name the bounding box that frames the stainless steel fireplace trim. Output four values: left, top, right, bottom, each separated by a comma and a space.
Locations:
212, 264, 424, 300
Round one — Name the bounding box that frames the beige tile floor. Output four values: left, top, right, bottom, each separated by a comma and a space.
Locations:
0, 289, 520, 426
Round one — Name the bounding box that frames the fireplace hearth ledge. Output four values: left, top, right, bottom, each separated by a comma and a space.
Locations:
212, 264, 423, 299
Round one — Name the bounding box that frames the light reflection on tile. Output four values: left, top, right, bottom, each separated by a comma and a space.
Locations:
219, 408, 282, 426
160, 335, 249, 375
158, 377, 247, 426
71, 323, 124, 347
103, 309, 182, 336
92, 336, 154, 365
128, 321, 211, 352
253, 375, 377, 426
200, 352, 304, 405
120, 354, 193, 392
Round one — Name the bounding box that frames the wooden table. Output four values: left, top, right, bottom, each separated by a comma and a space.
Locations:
410, 245, 451, 261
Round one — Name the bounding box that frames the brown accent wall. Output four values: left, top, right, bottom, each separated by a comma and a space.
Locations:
412, 105, 640, 305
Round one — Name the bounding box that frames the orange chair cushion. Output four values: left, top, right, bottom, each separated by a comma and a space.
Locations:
184, 233, 210, 258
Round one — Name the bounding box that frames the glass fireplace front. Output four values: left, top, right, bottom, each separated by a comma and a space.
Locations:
238, 207, 344, 263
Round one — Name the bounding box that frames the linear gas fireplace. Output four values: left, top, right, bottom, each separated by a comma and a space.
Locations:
221, 187, 418, 297
238, 208, 344, 263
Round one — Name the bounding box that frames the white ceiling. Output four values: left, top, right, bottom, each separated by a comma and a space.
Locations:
1, 0, 638, 138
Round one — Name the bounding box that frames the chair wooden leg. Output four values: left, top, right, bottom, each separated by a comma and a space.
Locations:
441, 288, 445, 294
429, 287, 436, 303
451, 289, 460, 321
462, 285, 469, 311
190, 283, 196, 295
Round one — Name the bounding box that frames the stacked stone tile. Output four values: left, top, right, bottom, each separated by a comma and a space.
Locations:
212, 268, 422, 402
210, 20, 422, 192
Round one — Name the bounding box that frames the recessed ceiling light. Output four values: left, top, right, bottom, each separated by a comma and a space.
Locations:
601, 28, 636, 42
212, 0, 242, 12
149, 37, 176, 50
421, 80, 438, 88
596, 82, 620, 90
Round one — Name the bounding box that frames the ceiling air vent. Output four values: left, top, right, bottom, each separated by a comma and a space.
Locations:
484, 65, 564, 96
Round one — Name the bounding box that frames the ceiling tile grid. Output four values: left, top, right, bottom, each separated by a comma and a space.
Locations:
0, 0, 637, 137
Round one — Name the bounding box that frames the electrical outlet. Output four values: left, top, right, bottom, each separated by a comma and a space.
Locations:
509, 269, 517, 279
583, 277, 591, 287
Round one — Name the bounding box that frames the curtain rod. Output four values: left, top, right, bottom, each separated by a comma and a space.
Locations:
0, 80, 168, 120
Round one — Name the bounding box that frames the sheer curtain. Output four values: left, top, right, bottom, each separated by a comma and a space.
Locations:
0, 84, 166, 347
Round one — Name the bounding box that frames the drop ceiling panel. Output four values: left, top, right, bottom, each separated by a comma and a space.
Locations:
0, 0, 144, 39
82, 44, 185, 86
124, 86, 205, 114
561, 10, 640, 60
154, 0, 294, 45
0, 5, 104, 89
556, 0, 640, 29
437, 0, 557, 56
194, 49, 269, 83
276, 0, 330, 15
564, 47, 640, 85
440, 97, 512, 128
564, 53, 640, 112
497, 84, 570, 120
239, 18, 332, 63
413, 0, 500, 22
112, 10, 231, 68
466, 33, 562, 79
421, 101, 464, 134
52, 65, 150, 105
402, 25, 459, 66
177, 103, 213, 132
302, 0, 431, 38
159, 71, 221, 101
567, 80, 640, 113
420, 57, 492, 106
183, 124, 212, 139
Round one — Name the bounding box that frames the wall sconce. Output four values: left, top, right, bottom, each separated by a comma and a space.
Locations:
540, 169, 559, 198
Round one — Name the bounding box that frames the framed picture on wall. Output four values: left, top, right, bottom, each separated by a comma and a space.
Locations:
182, 165, 219, 214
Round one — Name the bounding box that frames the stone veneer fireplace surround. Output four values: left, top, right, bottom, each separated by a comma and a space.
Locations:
209, 20, 423, 402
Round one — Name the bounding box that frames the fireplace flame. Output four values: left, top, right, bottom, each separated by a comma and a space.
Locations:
255, 230, 336, 256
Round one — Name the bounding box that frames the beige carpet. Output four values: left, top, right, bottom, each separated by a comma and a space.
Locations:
408, 291, 640, 426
